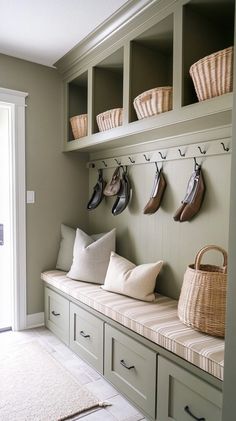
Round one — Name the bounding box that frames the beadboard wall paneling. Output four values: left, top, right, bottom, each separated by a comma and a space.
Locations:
88, 152, 230, 299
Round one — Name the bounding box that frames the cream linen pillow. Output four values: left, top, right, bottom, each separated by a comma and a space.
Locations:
67, 228, 116, 284
56, 224, 106, 272
102, 252, 163, 301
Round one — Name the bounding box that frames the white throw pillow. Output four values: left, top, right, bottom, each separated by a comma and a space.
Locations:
67, 228, 116, 284
102, 252, 163, 301
56, 224, 107, 272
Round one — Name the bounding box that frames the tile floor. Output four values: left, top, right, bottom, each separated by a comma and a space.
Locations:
0, 327, 147, 421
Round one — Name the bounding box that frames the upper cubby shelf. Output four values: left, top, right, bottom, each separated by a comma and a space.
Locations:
130, 14, 173, 122
62, 0, 234, 154
68, 71, 88, 141
92, 48, 124, 134
182, 0, 235, 106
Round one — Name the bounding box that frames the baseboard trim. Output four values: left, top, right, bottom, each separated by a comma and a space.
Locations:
26, 312, 45, 329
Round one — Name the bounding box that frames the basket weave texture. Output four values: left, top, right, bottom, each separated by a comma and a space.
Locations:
133, 86, 172, 120
70, 114, 88, 139
178, 245, 227, 338
189, 46, 233, 101
96, 108, 123, 132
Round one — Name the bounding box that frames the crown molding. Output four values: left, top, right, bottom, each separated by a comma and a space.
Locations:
54, 0, 162, 75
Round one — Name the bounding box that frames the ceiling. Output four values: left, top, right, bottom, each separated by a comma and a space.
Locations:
0, 0, 129, 67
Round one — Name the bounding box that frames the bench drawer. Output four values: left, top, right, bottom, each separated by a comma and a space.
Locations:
44, 287, 69, 345
104, 324, 156, 419
157, 356, 222, 421
70, 303, 104, 373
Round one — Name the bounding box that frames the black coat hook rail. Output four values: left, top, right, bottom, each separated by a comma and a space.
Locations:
87, 139, 231, 170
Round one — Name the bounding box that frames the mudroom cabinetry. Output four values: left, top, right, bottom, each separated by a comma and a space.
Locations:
56, 0, 234, 153
69, 303, 104, 373
44, 287, 69, 345
44, 282, 223, 421
157, 356, 222, 421
52, 0, 235, 419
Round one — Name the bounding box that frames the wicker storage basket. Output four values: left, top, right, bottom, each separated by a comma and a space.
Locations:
133, 86, 172, 120
96, 108, 123, 132
70, 114, 88, 139
189, 46, 234, 101
178, 245, 227, 337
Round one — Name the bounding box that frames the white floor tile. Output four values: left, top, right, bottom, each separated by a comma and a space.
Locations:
77, 408, 116, 420
85, 378, 119, 400
105, 395, 143, 421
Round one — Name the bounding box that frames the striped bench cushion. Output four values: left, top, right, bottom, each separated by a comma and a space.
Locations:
41, 270, 224, 380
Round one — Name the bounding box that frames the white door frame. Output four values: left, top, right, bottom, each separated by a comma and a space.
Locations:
0, 87, 28, 331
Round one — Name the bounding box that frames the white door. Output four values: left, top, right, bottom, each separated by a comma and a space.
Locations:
0, 105, 12, 330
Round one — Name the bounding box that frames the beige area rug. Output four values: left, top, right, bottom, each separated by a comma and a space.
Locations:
0, 341, 105, 421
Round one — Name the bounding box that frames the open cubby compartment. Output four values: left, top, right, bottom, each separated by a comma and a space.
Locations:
129, 13, 174, 122
92, 48, 124, 134
182, 0, 235, 106
68, 71, 88, 141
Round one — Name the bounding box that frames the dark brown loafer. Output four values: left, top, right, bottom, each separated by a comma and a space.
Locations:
144, 167, 166, 214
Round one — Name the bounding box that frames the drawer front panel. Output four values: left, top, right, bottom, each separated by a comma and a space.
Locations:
70, 303, 104, 373
44, 287, 69, 345
157, 356, 222, 421
104, 324, 156, 419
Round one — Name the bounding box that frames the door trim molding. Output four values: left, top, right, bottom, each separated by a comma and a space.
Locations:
0, 87, 28, 330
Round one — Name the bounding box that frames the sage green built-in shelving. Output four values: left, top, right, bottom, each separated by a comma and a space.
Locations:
59, 0, 234, 154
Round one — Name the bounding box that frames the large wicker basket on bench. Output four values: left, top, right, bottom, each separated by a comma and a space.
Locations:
189, 46, 234, 101
178, 245, 227, 337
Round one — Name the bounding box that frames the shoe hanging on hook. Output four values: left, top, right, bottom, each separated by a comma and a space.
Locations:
143, 162, 166, 214
112, 166, 131, 216
103, 166, 122, 197
173, 158, 205, 222
87, 169, 106, 210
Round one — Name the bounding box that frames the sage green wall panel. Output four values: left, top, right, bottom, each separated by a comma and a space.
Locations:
93, 67, 123, 133
0, 54, 89, 315
88, 152, 230, 299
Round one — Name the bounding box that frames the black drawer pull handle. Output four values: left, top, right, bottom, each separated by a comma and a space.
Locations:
184, 405, 205, 421
51, 310, 60, 316
80, 330, 90, 338
120, 359, 135, 370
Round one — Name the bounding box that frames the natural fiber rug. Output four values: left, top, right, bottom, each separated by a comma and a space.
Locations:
0, 341, 106, 421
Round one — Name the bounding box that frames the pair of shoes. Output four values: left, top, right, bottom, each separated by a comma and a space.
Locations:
173, 163, 205, 222
112, 167, 131, 216
87, 169, 106, 210
144, 165, 166, 214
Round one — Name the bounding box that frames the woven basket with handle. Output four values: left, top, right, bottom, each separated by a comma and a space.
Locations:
178, 245, 227, 337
